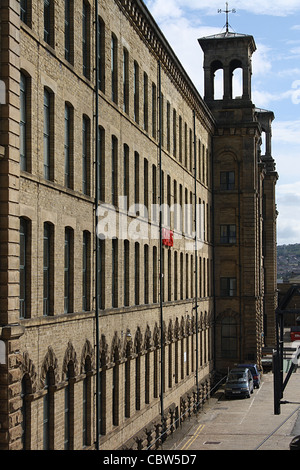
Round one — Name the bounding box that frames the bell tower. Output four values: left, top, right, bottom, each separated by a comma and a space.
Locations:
198, 18, 278, 372
198, 31, 256, 116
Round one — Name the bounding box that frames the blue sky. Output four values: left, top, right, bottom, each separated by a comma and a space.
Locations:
144, 0, 300, 245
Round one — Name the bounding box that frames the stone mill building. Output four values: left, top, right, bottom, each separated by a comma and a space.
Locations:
0, 0, 278, 450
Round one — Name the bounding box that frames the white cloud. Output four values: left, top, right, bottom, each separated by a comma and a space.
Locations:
146, 0, 300, 18
157, 0, 300, 17
273, 120, 300, 144
276, 182, 300, 244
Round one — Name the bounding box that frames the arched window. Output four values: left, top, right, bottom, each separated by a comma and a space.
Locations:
211, 60, 223, 100
174, 339, 179, 384
135, 354, 141, 410
64, 366, 70, 449
21, 375, 31, 449
124, 343, 131, 418
145, 348, 150, 404
82, 357, 92, 447
43, 369, 54, 450
100, 350, 106, 435
230, 60, 243, 99
221, 316, 237, 358
112, 349, 119, 426
168, 342, 172, 389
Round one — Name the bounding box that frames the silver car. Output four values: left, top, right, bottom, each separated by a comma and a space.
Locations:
225, 368, 254, 399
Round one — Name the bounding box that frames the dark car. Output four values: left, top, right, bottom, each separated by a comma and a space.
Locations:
225, 368, 254, 399
236, 363, 261, 388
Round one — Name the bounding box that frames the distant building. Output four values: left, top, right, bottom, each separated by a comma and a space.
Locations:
0, 0, 278, 450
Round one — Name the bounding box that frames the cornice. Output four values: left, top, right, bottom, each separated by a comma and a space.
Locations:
115, 0, 216, 134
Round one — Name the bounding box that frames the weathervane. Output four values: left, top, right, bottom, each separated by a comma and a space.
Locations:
218, 2, 236, 33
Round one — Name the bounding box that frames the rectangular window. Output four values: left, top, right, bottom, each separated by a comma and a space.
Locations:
20, 73, 27, 171
220, 171, 235, 190
112, 136, 118, 206
134, 61, 139, 123
82, 1, 90, 78
97, 239, 105, 310
179, 116, 182, 163
124, 240, 129, 307
174, 251, 178, 301
43, 89, 51, 180
153, 246, 157, 303
44, 0, 53, 46
222, 317, 237, 358
98, 126, 105, 202
64, 228, 73, 313
143, 72, 148, 131
43, 223, 51, 316
98, 17, 105, 92
134, 152, 139, 205
220, 225, 236, 244
220, 277, 237, 297
135, 243, 140, 305
21, 0, 28, 23
144, 244, 149, 304
123, 49, 129, 114
144, 158, 148, 217
65, 0, 73, 63
123, 145, 129, 210
152, 164, 157, 223
82, 231, 90, 311
82, 116, 89, 195
111, 34, 118, 103
112, 239, 118, 308
167, 101, 170, 152
20, 218, 28, 319
173, 109, 177, 158
152, 83, 157, 139
64, 104, 71, 188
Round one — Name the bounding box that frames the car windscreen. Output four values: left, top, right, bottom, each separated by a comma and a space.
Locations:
227, 372, 247, 382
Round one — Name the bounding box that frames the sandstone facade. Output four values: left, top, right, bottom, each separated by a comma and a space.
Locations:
0, 0, 277, 450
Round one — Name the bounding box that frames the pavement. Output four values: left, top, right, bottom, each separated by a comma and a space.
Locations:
161, 366, 300, 451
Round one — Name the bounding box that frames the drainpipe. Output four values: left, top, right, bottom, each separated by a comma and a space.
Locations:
95, 0, 101, 451
193, 110, 199, 408
238, 161, 242, 362
211, 135, 216, 370
158, 61, 165, 436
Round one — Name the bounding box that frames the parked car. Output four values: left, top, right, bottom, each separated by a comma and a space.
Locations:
236, 363, 261, 389
290, 326, 300, 342
290, 435, 300, 450
225, 368, 254, 399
